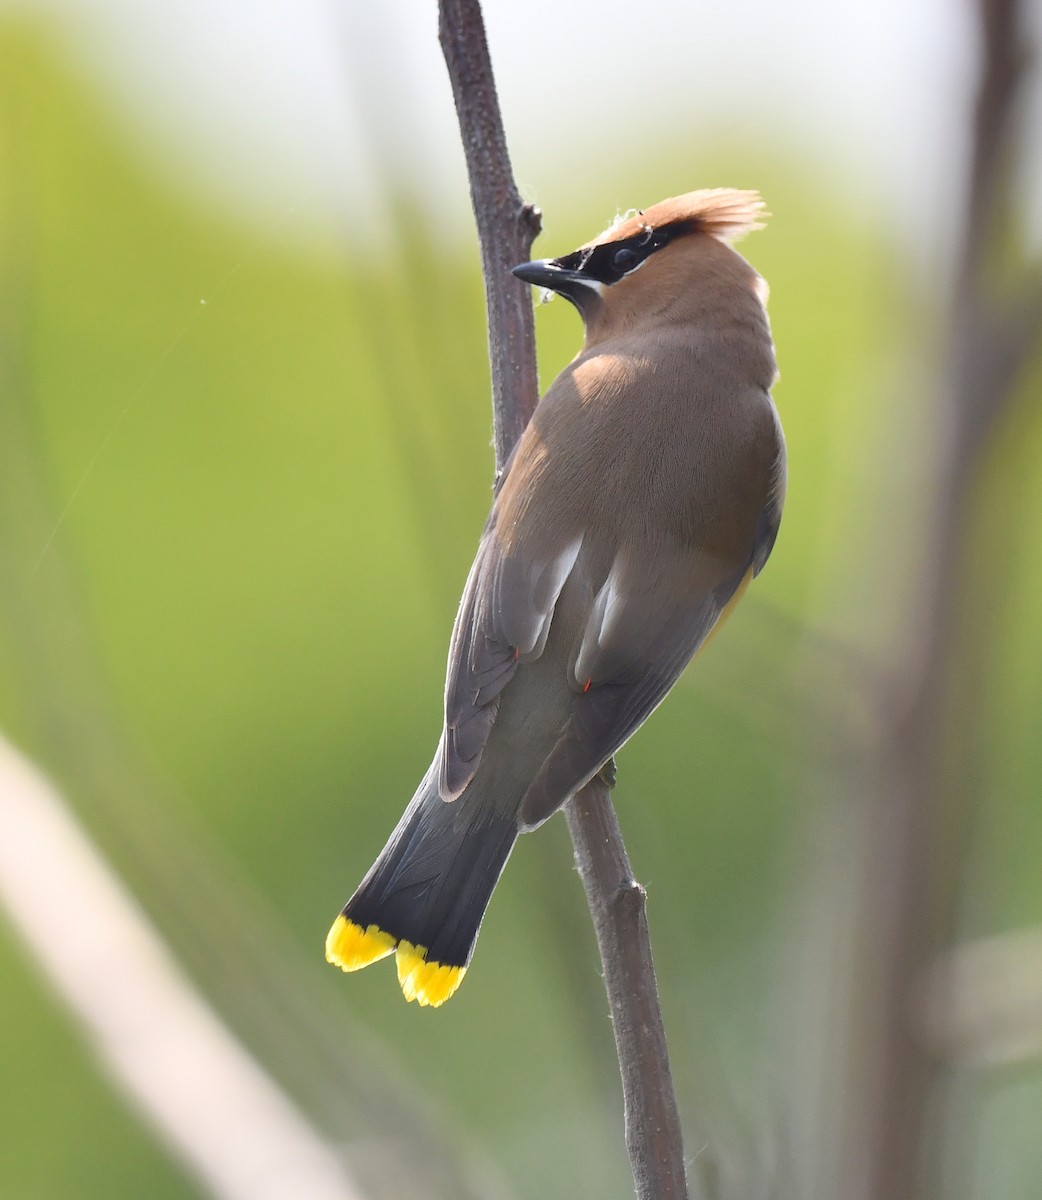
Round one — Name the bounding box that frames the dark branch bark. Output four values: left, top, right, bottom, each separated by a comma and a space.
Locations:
566, 779, 692, 1200
436, 2, 691, 1197
437, 0, 542, 473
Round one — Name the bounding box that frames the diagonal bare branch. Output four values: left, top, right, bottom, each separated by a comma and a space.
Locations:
0, 736, 366, 1200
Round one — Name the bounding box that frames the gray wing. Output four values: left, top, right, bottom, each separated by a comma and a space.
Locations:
438, 515, 582, 799
516, 540, 755, 828
519, 416, 786, 830
751, 400, 786, 576
442, 393, 785, 819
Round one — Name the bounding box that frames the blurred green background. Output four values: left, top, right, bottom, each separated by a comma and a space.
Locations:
2, 10, 1042, 1200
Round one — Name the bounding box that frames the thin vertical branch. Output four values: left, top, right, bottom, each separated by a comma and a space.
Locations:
436, 2, 692, 1197
566, 779, 693, 1200
437, 0, 542, 471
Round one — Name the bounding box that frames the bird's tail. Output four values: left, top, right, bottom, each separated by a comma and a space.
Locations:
325, 770, 518, 1006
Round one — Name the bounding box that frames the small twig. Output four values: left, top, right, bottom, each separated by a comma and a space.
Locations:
436, 2, 691, 1197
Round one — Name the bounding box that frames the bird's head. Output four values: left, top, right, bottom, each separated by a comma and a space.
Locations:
513, 189, 768, 340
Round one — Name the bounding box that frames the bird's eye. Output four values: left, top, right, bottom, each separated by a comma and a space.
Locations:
612, 247, 639, 273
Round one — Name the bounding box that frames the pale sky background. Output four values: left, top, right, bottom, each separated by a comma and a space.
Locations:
7, 0, 1042, 261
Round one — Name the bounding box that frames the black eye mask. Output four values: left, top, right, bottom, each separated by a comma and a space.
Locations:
552, 219, 695, 286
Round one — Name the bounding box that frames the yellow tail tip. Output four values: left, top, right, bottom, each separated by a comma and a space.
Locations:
325, 915, 396, 971
396, 941, 466, 1007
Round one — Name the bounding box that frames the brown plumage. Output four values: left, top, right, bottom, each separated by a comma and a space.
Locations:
326, 189, 786, 1006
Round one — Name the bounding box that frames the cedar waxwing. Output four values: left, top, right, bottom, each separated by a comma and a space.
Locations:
327, 189, 785, 1006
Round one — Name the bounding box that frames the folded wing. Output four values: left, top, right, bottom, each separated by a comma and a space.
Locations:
439, 518, 582, 799
519, 542, 754, 828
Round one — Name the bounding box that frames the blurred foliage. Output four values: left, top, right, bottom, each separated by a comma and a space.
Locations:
2, 18, 1042, 1200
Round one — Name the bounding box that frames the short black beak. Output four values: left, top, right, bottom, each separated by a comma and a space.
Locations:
511, 258, 585, 292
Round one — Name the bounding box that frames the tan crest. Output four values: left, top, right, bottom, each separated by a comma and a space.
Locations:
590, 189, 768, 247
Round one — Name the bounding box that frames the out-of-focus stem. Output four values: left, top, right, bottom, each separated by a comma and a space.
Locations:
0, 736, 365, 1200
848, 1, 1042, 1196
